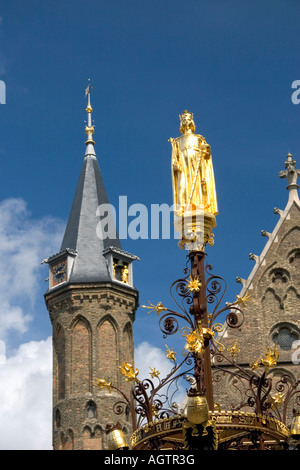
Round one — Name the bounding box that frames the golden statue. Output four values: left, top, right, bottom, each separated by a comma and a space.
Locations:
170, 110, 218, 251
170, 110, 218, 215
122, 265, 129, 284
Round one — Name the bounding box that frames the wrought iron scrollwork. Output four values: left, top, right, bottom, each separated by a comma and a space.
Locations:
96, 253, 300, 450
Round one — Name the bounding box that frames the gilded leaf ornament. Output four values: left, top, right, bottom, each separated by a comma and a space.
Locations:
119, 362, 140, 382
141, 301, 168, 316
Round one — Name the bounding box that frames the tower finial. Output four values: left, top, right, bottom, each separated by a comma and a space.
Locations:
84, 79, 96, 158
85, 79, 93, 113
279, 153, 300, 204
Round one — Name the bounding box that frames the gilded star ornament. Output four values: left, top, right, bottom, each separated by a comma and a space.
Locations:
141, 301, 168, 316
186, 276, 202, 293
233, 292, 253, 308
149, 367, 160, 379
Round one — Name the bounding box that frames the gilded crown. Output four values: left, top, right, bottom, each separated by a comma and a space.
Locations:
179, 109, 196, 134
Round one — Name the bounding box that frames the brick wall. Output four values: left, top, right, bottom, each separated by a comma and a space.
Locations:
212, 202, 300, 424
46, 282, 138, 450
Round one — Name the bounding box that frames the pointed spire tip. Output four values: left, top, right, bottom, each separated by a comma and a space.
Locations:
84, 80, 96, 158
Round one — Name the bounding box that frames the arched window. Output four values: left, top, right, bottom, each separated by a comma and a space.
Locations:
271, 323, 300, 351
55, 408, 61, 428
87, 401, 97, 419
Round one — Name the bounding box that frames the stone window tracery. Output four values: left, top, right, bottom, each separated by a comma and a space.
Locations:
289, 249, 300, 265
269, 268, 290, 284
271, 323, 300, 351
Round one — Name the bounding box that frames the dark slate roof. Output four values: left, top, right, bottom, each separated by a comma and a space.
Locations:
60, 154, 122, 283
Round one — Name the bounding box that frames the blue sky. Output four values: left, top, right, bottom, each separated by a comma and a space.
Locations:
0, 0, 299, 449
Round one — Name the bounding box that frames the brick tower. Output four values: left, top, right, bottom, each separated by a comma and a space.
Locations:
44, 84, 139, 450
214, 153, 300, 417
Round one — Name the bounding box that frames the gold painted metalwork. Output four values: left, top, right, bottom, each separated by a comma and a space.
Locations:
271, 392, 285, 409
95, 378, 113, 393
203, 327, 214, 340
130, 412, 290, 450
106, 426, 129, 450
149, 367, 160, 379
250, 346, 279, 372
233, 292, 253, 307
250, 358, 262, 371
290, 412, 300, 439
119, 362, 139, 382
170, 110, 218, 251
170, 110, 218, 215
211, 322, 225, 352
165, 345, 177, 362
214, 403, 221, 412
227, 340, 240, 357
141, 301, 168, 316
85, 79, 93, 113
183, 328, 204, 356
85, 125, 94, 135
186, 275, 202, 293
185, 393, 209, 425
206, 233, 215, 246
181, 322, 214, 357
84, 80, 95, 145
151, 404, 159, 417
261, 346, 279, 370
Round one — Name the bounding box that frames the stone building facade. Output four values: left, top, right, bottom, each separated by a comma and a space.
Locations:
213, 153, 300, 419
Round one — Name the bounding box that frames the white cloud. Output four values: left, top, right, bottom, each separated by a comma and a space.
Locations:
0, 198, 63, 340
0, 197, 63, 449
135, 341, 173, 380
0, 337, 52, 450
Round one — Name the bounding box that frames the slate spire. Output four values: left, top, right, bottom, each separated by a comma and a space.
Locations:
59, 81, 122, 283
